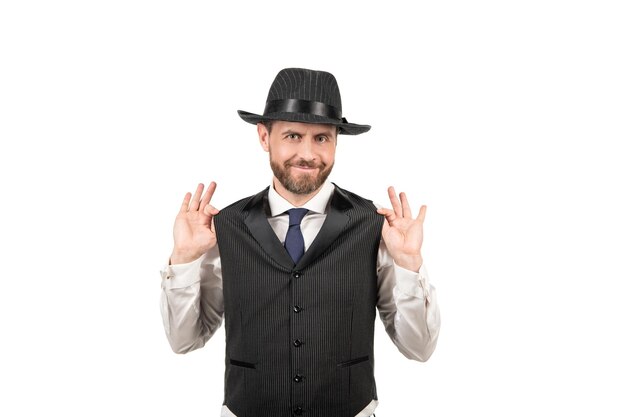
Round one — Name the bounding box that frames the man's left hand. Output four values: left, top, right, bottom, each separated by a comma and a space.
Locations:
377, 186, 427, 272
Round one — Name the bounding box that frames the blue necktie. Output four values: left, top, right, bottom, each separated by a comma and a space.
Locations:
284, 208, 308, 264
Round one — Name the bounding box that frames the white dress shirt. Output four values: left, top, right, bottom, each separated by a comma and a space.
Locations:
160, 182, 440, 417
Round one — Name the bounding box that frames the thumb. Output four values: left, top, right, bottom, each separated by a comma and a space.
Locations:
203, 204, 220, 216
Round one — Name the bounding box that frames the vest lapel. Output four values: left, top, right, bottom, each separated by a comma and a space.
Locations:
296, 185, 353, 269
243, 188, 295, 270
243, 185, 355, 271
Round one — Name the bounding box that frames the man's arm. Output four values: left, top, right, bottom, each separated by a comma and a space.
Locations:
160, 247, 224, 354
376, 186, 440, 361
160, 181, 223, 353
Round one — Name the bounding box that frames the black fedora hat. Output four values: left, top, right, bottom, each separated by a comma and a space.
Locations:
238, 68, 371, 135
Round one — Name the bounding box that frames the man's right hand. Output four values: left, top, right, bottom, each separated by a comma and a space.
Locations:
170, 182, 220, 265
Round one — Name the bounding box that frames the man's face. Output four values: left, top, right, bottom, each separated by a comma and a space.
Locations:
258, 121, 337, 195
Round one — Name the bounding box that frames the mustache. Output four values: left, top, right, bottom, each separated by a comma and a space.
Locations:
285, 159, 325, 169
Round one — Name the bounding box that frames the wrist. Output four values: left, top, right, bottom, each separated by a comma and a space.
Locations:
393, 254, 423, 273
170, 249, 203, 265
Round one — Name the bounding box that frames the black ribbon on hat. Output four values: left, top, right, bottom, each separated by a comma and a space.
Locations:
264, 99, 342, 120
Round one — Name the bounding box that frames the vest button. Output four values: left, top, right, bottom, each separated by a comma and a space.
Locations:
293, 305, 302, 313
293, 339, 303, 347
292, 271, 302, 279
293, 374, 304, 383
293, 406, 304, 415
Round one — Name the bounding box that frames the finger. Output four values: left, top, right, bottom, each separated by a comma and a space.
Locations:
399, 192, 412, 218
203, 204, 220, 216
417, 205, 427, 223
377, 207, 397, 223
199, 182, 217, 212
179, 192, 192, 214
189, 183, 204, 211
387, 186, 402, 217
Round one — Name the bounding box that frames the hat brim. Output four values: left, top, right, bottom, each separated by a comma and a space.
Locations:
237, 110, 371, 135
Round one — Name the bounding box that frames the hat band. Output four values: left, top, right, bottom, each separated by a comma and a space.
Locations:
264, 99, 342, 120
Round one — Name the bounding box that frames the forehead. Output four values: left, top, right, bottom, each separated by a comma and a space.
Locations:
272, 121, 337, 137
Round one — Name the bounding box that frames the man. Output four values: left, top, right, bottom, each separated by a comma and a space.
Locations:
161, 68, 440, 417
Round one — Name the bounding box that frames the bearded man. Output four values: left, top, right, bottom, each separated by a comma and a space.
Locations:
161, 67, 440, 417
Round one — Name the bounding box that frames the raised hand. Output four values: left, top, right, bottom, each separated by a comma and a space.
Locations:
377, 186, 427, 272
170, 182, 220, 265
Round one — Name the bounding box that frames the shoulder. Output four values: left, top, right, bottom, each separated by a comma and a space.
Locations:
332, 184, 378, 213
218, 187, 269, 216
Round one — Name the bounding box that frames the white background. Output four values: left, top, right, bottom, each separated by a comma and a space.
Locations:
1, 1, 625, 416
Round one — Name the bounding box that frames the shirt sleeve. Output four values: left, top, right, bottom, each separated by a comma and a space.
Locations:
376, 238, 441, 361
160, 245, 224, 354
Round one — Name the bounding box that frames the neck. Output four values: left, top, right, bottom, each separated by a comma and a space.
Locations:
272, 177, 324, 207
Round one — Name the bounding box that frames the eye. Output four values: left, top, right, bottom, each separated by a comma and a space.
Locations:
286, 133, 300, 140
316, 136, 329, 143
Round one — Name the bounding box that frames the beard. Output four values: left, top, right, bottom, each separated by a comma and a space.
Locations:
270, 155, 334, 195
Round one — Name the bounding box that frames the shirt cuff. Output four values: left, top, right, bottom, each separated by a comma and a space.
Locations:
393, 262, 431, 299
160, 253, 206, 289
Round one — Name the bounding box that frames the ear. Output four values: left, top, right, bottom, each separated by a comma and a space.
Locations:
257, 123, 270, 152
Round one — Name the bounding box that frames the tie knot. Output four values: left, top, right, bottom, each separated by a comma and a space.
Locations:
287, 208, 308, 226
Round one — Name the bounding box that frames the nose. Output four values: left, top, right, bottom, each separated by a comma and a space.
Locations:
297, 137, 316, 161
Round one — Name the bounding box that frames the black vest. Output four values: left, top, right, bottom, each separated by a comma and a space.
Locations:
214, 185, 383, 417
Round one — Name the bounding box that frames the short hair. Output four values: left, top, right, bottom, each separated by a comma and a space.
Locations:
262, 120, 274, 134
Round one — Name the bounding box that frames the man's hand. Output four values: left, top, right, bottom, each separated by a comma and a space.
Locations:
377, 186, 427, 272
170, 182, 220, 265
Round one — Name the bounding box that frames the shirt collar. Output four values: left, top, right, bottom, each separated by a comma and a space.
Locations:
268, 181, 335, 216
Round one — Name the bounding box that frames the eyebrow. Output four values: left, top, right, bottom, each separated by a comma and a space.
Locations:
280, 129, 335, 138
281, 129, 302, 136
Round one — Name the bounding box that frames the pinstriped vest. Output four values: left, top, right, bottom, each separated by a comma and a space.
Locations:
214, 185, 384, 417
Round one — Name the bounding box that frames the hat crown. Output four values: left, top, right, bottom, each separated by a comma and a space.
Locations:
266, 68, 342, 111
237, 67, 370, 135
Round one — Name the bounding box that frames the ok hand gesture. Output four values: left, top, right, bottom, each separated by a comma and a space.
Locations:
377, 186, 427, 272
170, 182, 220, 265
